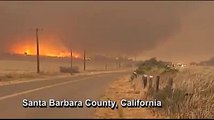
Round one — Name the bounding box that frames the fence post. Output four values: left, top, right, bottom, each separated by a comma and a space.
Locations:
142, 74, 148, 89
156, 76, 160, 92
167, 78, 173, 89
148, 75, 153, 90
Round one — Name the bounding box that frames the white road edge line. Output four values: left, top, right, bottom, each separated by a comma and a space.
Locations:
0, 75, 97, 101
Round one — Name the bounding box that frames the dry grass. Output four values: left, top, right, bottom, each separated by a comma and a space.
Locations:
152, 66, 214, 119
0, 59, 118, 74
94, 75, 163, 119
96, 66, 214, 119
0, 59, 118, 83
0, 71, 66, 86
172, 66, 214, 118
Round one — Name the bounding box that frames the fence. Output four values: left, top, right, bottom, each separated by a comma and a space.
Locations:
130, 72, 174, 99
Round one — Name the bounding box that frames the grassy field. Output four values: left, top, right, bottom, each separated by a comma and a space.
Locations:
136, 58, 214, 118
137, 59, 214, 119
0, 59, 117, 73
166, 66, 214, 118
0, 59, 118, 82
95, 58, 214, 119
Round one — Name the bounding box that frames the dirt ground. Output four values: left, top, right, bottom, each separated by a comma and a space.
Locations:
94, 75, 166, 119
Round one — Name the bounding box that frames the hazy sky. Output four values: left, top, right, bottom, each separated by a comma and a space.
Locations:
0, 1, 213, 63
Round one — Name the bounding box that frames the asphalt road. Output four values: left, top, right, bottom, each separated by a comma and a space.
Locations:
0, 71, 130, 118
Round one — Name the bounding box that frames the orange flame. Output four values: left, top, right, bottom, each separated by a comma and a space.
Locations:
9, 36, 80, 58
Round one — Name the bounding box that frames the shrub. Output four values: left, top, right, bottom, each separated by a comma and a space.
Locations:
135, 57, 173, 75
59, 66, 79, 73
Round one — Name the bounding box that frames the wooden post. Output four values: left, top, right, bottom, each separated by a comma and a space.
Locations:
156, 76, 160, 92
148, 75, 153, 90
168, 78, 173, 88
119, 60, 121, 69
105, 64, 107, 71
130, 75, 134, 82
70, 49, 73, 72
142, 75, 148, 88
83, 50, 86, 71
36, 28, 40, 73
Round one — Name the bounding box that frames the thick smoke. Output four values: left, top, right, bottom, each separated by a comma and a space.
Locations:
0, 2, 195, 57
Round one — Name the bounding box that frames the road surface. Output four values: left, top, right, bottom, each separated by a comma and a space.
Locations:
0, 71, 130, 118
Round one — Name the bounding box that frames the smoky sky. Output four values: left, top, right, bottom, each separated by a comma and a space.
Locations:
0, 2, 196, 57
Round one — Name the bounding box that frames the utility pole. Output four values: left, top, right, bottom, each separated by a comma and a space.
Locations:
105, 64, 108, 71
70, 49, 73, 69
117, 57, 121, 69
30, 27, 42, 73
115, 57, 119, 70
83, 50, 86, 71
119, 59, 121, 69
36, 28, 42, 73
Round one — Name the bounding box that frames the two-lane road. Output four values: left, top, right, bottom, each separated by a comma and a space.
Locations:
0, 71, 130, 118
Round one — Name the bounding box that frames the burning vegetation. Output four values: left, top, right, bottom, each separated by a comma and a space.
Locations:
8, 37, 80, 58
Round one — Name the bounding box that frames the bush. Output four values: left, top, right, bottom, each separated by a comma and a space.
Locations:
162, 67, 179, 74
59, 66, 79, 73
135, 57, 172, 75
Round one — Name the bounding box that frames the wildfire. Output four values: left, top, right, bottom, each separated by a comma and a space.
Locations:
24, 50, 31, 56
9, 36, 80, 58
